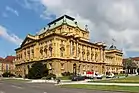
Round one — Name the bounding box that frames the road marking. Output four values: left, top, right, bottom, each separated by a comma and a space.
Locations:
11, 85, 23, 89
43, 92, 47, 93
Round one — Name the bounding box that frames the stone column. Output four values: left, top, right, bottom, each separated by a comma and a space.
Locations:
70, 41, 73, 58
94, 48, 97, 62
76, 41, 78, 58
103, 49, 105, 62
99, 48, 102, 62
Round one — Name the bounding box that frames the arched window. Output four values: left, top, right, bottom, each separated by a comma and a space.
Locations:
31, 48, 34, 57
82, 49, 85, 60
72, 44, 75, 55
49, 41, 53, 57
91, 52, 94, 60
60, 46, 65, 57
40, 47, 43, 55
44, 47, 47, 55
27, 50, 30, 59
49, 46, 52, 57
87, 50, 90, 60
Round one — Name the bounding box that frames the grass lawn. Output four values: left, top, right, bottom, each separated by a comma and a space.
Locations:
61, 84, 139, 93
91, 76, 139, 83
58, 76, 70, 80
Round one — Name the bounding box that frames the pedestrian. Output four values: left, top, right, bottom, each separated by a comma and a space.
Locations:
57, 78, 61, 84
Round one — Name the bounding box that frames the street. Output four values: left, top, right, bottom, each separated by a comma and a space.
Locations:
0, 80, 124, 93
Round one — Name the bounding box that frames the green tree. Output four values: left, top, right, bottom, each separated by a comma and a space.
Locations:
28, 62, 48, 79
123, 58, 137, 74
137, 68, 139, 75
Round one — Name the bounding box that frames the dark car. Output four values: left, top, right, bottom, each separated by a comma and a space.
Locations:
71, 75, 85, 81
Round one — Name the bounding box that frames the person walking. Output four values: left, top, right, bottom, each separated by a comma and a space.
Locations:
57, 78, 61, 84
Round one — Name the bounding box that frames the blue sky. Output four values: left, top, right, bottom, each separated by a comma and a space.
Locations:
0, 0, 55, 57
0, 0, 139, 58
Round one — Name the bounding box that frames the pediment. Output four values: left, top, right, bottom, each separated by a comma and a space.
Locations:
21, 36, 35, 47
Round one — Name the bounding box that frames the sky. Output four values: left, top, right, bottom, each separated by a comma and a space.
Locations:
0, 0, 139, 58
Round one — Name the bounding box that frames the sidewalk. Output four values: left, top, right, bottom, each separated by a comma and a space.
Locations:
28, 79, 71, 83
58, 81, 139, 86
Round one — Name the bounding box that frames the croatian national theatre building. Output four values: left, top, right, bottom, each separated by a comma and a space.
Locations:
15, 15, 123, 77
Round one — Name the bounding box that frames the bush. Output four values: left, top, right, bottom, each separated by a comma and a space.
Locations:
18, 74, 22, 78
25, 74, 28, 78
2, 72, 15, 77
61, 72, 72, 76
28, 62, 48, 79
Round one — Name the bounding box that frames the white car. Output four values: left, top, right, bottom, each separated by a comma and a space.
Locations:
94, 74, 103, 79
106, 73, 115, 78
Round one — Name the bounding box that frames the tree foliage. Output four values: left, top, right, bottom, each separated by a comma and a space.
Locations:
123, 58, 138, 74
28, 62, 48, 79
123, 58, 137, 69
137, 68, 139, 75
2, 72, 15, 77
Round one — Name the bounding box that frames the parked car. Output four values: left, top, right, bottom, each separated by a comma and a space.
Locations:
71, 75, 85, 81
94, 74, 103, 79
106, 73, 115, 78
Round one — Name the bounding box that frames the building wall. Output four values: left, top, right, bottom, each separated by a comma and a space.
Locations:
1, 62, 15, 74
0, 62, 2, 75
105, 50, 123, 73
15, 15, 123, 77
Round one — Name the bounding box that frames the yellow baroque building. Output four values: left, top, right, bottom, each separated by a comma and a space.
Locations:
15, 15, 123, 77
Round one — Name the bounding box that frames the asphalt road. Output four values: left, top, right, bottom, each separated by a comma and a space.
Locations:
0, 80, 125, 93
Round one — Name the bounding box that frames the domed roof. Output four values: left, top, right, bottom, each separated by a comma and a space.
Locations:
109, 45, 117, 50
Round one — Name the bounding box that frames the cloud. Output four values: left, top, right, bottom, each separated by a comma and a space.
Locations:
16, 0, 43, 12
40, 10, 54, 20
21, 0, 139, 57
6, 6, 19, 16
0, 25, 23, 45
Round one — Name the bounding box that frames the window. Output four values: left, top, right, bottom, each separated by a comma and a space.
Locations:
91, 52, 94, 60
87, 50, 90, 60
95, 52, 98, 61
27, 50, 30, 58
72, 44, 75, 55
61, 63, 64, 69
31, 48, 34, 57
83, 32, 85, 37
82, 48, 85, 60
60, 47, 65, 57
49, 46, 53, 57
44, 47, 47, 55
6, 64, 9, 72
40, 47, 43, 55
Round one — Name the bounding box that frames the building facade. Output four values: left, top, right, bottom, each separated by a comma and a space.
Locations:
0, 57, 3, 75
0, 56, 16, 75
105, 45, 123, 74
15, 15, 123, 77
